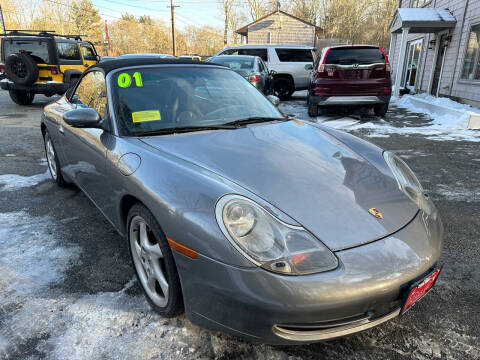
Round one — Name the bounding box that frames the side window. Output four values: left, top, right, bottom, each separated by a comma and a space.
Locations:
275, 49, 313, 62
57, 43, 81, 61
259, 59, 267, 73
460, 24, 480, 80
221, 49, 239, 55
239, 48, 268, 61
81, 45, 97, 61
72, 71, 107, 118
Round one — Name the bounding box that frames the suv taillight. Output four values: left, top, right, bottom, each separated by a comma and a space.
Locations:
0, 63, 5, 73
49, 66, 59, 75
316, 48, 331, 77
379, 47, 391, 73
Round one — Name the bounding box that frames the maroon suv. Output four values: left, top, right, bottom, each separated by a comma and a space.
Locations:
307, 45, 392, 117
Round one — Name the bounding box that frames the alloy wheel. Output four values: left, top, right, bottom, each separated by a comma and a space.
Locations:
129, 216, 169, 307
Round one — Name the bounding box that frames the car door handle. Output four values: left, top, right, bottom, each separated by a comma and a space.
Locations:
59, 126, 64, 134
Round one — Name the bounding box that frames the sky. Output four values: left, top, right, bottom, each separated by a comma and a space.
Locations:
92, 0, 226, 30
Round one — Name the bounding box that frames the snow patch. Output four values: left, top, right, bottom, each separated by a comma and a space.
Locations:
0, 170, 50, 191
311, 96, 480, 142
435, 184, 479, 203
0, 211, 80, 356
0, 212, 77, 294
0, 158, 51, 191
397, 8, 456, 22
403, 93, 480, 114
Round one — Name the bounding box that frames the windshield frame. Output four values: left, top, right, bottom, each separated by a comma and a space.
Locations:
106, 64, 283, 138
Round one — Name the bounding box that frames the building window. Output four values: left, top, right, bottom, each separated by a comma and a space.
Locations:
411, 0, 431, 7
460, 24, 480, 81
267, 32, 271, 44
403, 39, 423, 89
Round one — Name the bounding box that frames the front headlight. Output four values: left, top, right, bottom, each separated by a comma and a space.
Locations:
383, 151, 431, 214
215, 195, 338, 275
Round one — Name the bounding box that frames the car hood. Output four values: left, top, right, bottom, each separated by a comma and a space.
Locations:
140, 121, 418, 251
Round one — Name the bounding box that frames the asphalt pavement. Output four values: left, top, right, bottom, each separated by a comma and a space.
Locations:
0, 90, 479, 359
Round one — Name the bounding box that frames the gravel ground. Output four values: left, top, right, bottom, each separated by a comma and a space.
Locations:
0, 90, 479, 359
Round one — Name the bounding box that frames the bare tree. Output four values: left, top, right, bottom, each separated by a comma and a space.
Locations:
221, 0, 234, 45
229, 6, 247, 44
246, 0, 266, 21
284, 0, 322, 25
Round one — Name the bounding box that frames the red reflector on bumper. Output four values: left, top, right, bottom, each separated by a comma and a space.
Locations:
402, 266, 441, 313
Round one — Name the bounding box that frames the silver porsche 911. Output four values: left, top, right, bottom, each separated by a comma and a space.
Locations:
41, 58, 443, 345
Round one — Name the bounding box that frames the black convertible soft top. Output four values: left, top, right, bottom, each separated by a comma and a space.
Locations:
92, 58, 218, 74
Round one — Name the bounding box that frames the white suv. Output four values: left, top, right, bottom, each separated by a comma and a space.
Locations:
213, 45, 315, 100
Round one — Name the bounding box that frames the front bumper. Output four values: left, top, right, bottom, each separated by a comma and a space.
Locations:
173, 209, 443, 344
309, 94, 391, 106
0, 80, 68, 95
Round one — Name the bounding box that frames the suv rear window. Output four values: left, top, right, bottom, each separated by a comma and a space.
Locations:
57, 43, 81, 61
275, 49, 313, 62
3, 40, 50, 63
326, 47, 384, 65
222, 48, 268, 61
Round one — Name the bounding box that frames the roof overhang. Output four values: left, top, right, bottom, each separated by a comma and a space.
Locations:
390, 8, 456, 34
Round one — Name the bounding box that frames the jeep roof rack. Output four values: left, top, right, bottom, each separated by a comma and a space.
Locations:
3, 30, 85, 41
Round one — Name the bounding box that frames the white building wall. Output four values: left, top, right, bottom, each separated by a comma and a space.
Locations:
391, 0, 480, 106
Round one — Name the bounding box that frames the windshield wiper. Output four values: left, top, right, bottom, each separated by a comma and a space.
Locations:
223, 116, 287, 127
135, 124, 237, 136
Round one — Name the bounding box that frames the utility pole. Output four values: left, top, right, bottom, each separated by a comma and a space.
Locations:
0, 5, 7, 35
168, 0, 179, 56
104, 20, 110, 56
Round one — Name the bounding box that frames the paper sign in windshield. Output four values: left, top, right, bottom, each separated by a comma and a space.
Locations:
132, 110, 161, 123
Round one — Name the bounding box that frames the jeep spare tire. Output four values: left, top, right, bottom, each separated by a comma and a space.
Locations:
5, 53, 39, 85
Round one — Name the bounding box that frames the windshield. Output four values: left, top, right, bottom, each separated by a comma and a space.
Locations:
111, 67, 282, 136
211, 57, 254, 70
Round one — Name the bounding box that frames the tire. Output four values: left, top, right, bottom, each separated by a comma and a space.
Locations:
9, 90, 35, 105
127, 203, 184, 318
374, 103, 389, 117
5, 53, 38, 85
308, 102, 318, 117
274, 77, 294, 101
43, 130, 66, 187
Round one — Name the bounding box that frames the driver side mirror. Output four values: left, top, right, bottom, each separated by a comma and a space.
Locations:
304, 64, 313, 71
269, 70, 276, 76
267, 95, 280, 106
63, 108, 102, 128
